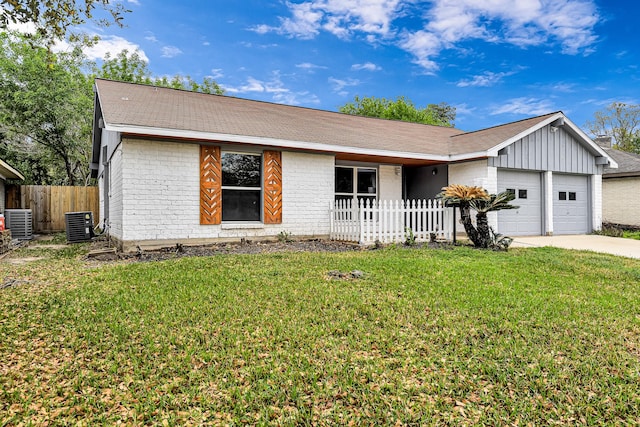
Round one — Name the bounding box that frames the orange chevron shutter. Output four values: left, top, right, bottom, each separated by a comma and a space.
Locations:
263, 150, 282, 224
200, 145, 222, 225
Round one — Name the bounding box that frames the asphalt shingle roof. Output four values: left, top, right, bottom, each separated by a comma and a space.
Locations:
603, 148, 640, 177
448, 113, 558, 155
94, 79, 563, 159
95, 79, 464, 157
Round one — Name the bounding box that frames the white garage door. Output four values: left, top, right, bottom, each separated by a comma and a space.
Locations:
553, 174, 589, 234
497, 170, 542, 236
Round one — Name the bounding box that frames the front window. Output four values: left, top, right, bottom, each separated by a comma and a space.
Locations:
222, 153, 261, 221
335, 166, 377, 206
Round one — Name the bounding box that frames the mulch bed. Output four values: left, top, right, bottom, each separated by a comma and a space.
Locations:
88, 238, 454, 263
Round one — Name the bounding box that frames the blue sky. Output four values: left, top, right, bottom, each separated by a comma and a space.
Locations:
80, 0, 637, 132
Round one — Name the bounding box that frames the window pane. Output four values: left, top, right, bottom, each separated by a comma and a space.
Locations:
222, 153, 261, 187
222, 189, 261, 221
335, 167, 353, 193
569, 192, 576, 201
559, 192, 567, 200
518, 189, 527, 199
357, 169, 376, 194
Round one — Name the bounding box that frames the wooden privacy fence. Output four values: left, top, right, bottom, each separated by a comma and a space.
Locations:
6, 185, 99, 233
330, 199, 453, 244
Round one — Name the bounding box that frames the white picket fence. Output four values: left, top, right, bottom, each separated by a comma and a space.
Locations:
330, 199, 454, 244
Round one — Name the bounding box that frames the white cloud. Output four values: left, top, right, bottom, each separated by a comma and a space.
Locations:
250, 2, 323, 39
251, 0, 403, 39
534, 82, 576, 93
209, 69, 224, 79
144, 32, 158, 43
222, 73, 320, 106
223, 72, 290, 95
456, 70, 519, 87
203, 41, 211, 46
399, 30, 441, 71
351, 62, 381, 71
254, 0, 600, 72
296, 62, 328, 70
581, 97, 639, 107
273, 91, 321, 106
161, 45, 182, 58
404, 0, 599, 68
453, 103, 475, 116
83, 36, 149, 61
490, 97, 555, 116
7, 21, 37, 34
328, 76, 360, 96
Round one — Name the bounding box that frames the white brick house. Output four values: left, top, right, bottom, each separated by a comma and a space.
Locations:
91, 79, 617, 251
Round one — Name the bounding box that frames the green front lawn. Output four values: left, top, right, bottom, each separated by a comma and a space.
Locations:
623, 230, 640, 240
1, 244, 640, 425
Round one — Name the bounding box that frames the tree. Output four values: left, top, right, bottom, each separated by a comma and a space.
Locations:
339, 95, 456, 127
95, 49, 224, 94
438, 184, 518, 249
0, 0, 128, 43
585, 102, 640, 154
0, 31, 93, 185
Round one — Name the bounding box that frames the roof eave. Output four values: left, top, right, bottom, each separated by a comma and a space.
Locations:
105, 123, 452, 163
0, 159, 25, 180
603, 171, 640, 178
485, 112, 619, 169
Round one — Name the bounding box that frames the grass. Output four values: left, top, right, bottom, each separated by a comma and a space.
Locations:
623, 230, 640, 240
594, 224, 640, 240
1, 244, 640, 425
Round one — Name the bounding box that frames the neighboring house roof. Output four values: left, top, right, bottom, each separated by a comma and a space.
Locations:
603, 148, 640, 178
92, 79, 616, 173
0, 158, 24, 181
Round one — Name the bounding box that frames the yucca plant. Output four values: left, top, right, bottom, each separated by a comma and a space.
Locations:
438, 184, 518, 249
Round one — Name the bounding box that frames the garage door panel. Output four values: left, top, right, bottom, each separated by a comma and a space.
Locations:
553, 174, 589, 234
497, 170, 542, 236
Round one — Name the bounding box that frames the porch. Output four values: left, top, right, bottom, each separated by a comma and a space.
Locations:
330, 199, 454, 245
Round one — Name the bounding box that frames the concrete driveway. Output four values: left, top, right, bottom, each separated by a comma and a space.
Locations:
512, 235, 640, 259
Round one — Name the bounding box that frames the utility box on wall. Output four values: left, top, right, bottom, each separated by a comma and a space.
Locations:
65, 211, 95, 243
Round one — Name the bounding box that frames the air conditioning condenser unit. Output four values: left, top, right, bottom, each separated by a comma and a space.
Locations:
65, 211, 95, 243
5, 209, 33, 240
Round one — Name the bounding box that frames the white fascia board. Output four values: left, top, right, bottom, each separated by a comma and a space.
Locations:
103, 123, 452, 162
486, 112, 564, 157
562, 116, 618, 169
448, 151, 490, 162
0, 159, 24, 180
485, 112, 619, 169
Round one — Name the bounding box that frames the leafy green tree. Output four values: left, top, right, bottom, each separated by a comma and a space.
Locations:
585, 102, 640, 154
438, 184, 518, 249
96, 49, 224, 94
339, 95, 456, 127
0, 0, 128, 43
0, 31, 93, 185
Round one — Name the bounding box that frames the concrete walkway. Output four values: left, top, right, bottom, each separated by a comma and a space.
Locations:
512, 235, 640, 259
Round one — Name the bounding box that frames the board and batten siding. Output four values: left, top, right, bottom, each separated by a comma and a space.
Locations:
489, 125, 602, 175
